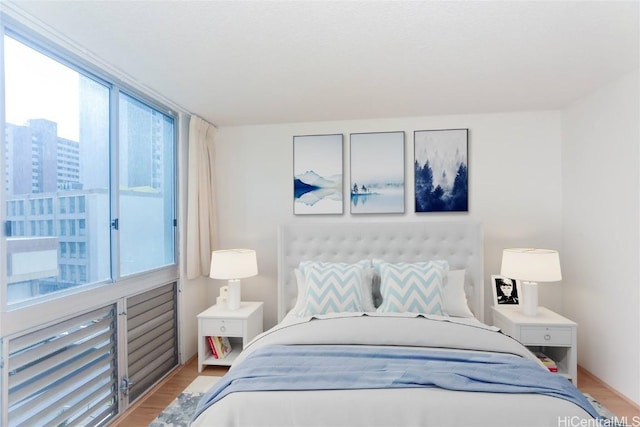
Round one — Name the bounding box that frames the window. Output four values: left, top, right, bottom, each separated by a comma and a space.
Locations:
3, 33, 176, 305
2, 22, 179, 425
118, 93, 175, 276
5, 305, 118, 426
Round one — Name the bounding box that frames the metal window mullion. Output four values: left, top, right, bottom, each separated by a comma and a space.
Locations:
0, 21, 8, 314
110, 86, 120, 282
116, 298, 129, 412
1, 338, 9, 427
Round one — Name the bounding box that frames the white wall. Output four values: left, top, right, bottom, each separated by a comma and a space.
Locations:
213, 111, 563, 328
562, 69, 640, 405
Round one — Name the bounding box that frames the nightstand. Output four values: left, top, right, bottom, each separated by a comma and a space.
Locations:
492, 306, 577, 383
197, 301, 263, 372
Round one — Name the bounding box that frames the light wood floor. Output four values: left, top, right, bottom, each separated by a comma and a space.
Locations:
113, 359, 640, 426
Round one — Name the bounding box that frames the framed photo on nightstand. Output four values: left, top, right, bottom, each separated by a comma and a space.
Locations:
491, 275, 522, 307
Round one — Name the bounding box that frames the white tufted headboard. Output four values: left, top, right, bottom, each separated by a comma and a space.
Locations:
277, 221, 484, 323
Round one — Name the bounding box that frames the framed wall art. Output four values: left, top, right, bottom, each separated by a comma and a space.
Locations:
491, 275, 522, 307
350, 131, 405, 214
414, 128, 468, 212
293, 134, 343, 215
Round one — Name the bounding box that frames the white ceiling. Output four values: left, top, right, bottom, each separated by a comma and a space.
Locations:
6, 0, 640, 126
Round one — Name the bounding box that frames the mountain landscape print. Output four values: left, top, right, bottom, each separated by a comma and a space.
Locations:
293, 134, 343, 214
350, 131, 405, 214
414, 129, 468, 212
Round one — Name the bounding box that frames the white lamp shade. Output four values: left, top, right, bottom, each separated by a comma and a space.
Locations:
500, 248, 562, 282
210, 249, 258, 280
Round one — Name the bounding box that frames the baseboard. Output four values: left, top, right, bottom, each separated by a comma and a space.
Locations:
579, 365, 640, 411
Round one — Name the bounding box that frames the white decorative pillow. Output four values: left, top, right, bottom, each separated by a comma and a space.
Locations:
297, 261, 366, 316
293, 261, 376, 314
291, 268, 306, 314
360, 266, 377, 312
442, 269, 474, 318
376, 260, 448, 315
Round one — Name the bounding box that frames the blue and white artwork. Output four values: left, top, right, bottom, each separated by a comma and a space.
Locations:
414, 129, 468, 213
293, 134, 343, 215
350, 132, 405, 214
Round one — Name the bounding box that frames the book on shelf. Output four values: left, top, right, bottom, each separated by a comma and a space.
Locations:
211, 336, 233, 359
206, 336, 219, 359
535, 352, 558, 372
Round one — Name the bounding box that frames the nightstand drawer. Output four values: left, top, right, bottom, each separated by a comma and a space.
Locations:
201, 319, 243, 336
520, 326, 572, 345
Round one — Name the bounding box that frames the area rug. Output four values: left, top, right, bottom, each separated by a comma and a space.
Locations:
149, 376, 220, 427
150, 376, 621, 426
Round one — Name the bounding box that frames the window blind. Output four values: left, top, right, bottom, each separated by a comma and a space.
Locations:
7, 305, 117, 426
126, 282, 178, 401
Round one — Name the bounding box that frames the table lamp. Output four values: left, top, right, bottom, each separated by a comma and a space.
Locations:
500, 248, 562, 317
210, 249, 258, 310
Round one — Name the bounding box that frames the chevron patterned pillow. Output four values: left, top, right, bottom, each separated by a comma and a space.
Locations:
297, 261, 365, 316
376, 260, 449, 315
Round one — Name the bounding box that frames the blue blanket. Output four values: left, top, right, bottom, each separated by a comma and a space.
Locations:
193, 344, 601, 420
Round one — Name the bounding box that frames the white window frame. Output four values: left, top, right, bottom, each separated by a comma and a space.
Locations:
0, 9, 184, 424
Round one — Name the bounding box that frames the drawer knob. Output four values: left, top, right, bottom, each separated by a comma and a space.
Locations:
220, 325, 226, 332
544, 334, 551, 341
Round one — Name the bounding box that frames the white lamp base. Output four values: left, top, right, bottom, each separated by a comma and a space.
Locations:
522, 281, 538, 316
227, 279, 241, 310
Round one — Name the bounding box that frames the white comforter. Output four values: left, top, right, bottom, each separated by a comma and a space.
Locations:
192, 313, 594, 427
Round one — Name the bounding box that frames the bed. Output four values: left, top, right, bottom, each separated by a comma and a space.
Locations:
192, 221, 599, 427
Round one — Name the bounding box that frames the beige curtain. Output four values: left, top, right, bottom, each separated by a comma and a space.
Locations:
186, 116, 217, 279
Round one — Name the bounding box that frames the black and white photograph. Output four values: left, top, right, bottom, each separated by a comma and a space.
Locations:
491, 275, 522, 307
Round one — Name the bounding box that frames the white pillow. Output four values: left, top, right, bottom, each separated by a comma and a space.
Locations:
442, 269, 474, 318
296, 261, 366, 316
292, 261, 376, 313
291, 268, 306, 314
376, 260, 448, 315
